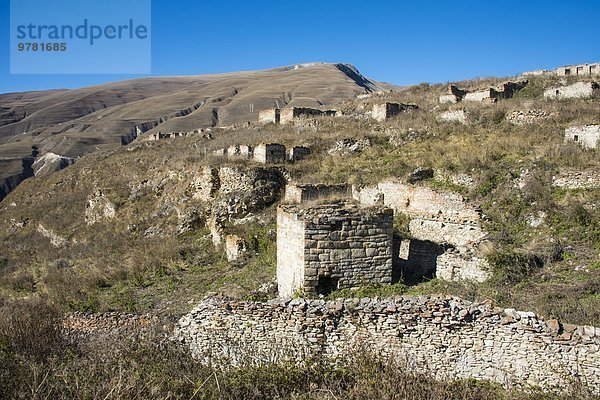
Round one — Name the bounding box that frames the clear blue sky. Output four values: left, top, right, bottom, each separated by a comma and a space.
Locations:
1, 0, 600, 94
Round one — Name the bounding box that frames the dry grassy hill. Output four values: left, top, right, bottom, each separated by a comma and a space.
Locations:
0, 63, 387, 200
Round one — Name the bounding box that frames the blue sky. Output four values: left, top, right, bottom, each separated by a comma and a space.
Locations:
1, 0, 600, 93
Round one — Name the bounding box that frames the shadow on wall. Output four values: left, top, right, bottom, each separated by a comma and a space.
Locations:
392, 235, 449, 285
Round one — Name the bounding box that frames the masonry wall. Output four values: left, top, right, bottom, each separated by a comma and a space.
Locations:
354, 181, 485, 247
277, 209, 306, 299
284, 183, 351, 204
258, 108, 281, 124
464, 89, 496, 102
544, 82, 598, 100
280, 107, 336, 124
253, 144, 287, 163
565, 125, 600, 149
174, 296, 600, 394
276, 203, 394, 298
553, 168, 600, 189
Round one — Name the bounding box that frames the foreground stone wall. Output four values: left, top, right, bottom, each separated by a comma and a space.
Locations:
175, 296, 600, 393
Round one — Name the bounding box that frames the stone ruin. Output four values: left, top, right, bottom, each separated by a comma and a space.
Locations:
287, 146, 311, 162
213, 143, 312, 164
506, 109, 555, 125
276, 179, 489, 295
523, 62, 600, 77
272, 107, 337, 125
225, 234, 248, 261
372, 102, 418, 122
564, 124, 600, 149
544, 81, 598, 100
353, 180, 489, 282
258, 108, 281, 124
148, 131, 187, 141
438, 84, 467, 104
284, 183, 352, 204
277, 202, 393, 299
555, 62, 600, 77
440, 81, 528, 104
253, 143, 287, 163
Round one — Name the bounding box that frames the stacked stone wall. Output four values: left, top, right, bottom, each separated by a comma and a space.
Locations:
175, 296, 600, 393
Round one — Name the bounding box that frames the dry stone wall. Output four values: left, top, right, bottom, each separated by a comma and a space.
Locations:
174, 296, 600, 393
553, 169, 600, 189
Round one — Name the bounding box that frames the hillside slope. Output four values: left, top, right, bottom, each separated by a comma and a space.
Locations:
0, 72, 597, 326
0, 63, 386, 201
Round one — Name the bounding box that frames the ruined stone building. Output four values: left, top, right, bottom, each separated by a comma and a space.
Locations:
258, 108, 281, 124
147, 131, 187, 141
284, 183, 352, 204
277, 202, 393, 299
353, 181, 489, 282
372, 102, 418, 122
280, 107, 337, 125
522, 62, 600, 77
442, 81, 528, 104
439, 84, 467, 104
555, 63, 600, 76
226, 144, 254, 159
287, 146, 311, 162
565, 125, 600, 149
253, 143, 287, 163
544, 81, 598, 100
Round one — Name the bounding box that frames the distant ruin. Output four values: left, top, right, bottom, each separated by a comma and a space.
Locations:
258, 108, 281, 124
213, 143, 312, 163
372, 102, 418, 122
277, 202, 394, 299
253, 143, 287, 163
564, 124, 600, 149
440, 81, 528, 104
281, 107, 336, 124
524, 62, 600, 77
544, 81, 598, 100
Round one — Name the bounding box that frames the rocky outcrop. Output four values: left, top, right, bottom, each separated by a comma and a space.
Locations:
174, 296, 600, 393
85, 190, 117, 225
32, 152, 76, 177
187, 165, 287, 244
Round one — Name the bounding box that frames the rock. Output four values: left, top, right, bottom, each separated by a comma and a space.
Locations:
327, 138, 371, 156
85, 190, 116, 225
407, 167, 434, 184
225, 234, 247, 261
